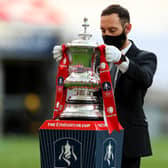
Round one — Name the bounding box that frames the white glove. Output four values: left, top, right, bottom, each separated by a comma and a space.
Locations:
105, 45, 121, 63
53, 45, 62, 62
105, 45, 129, 73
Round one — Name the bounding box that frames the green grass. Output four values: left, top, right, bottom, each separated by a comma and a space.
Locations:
0, 135, 167, 168
141, 136, 168, 168
0, 135, 40, 168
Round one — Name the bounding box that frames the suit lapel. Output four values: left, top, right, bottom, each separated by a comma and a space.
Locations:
124, 41, 139, 59
115, 69, 122, 87
114, 41, 139, 88
110, 64, 117, 89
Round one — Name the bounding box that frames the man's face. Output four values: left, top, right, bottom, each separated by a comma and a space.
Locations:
100, 14, 124, 36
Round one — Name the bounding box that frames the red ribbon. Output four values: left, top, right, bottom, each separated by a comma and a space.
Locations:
98, 45, 123, 134
53, 44, 69, 119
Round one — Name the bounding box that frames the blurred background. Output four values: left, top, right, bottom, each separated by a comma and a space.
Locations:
0, 0, 168, 168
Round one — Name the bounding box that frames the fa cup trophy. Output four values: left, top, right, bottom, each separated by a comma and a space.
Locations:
39, 18, 124, 168
53, 18, 102, 121
53, 18, 122, 133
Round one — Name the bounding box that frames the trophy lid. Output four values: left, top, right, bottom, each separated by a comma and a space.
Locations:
67, 17, 99, 48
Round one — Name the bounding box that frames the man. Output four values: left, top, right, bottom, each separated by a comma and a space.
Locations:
53, 4, 157, 168
100, 4, 157, 168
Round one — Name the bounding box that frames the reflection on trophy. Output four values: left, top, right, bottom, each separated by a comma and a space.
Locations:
53, 17, 103, 120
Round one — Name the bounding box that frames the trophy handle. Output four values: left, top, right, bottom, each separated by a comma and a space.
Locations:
96, 65, 100, 75
94, 47, 101, 75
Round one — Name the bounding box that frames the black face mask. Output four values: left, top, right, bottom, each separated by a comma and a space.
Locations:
103, 30, 126, 50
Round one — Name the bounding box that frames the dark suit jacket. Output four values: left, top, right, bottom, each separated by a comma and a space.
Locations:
112, 41, 157, 157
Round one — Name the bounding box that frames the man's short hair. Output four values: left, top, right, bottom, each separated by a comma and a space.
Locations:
101, 4, 130, 26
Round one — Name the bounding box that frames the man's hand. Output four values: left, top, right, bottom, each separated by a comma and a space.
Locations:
105, 45, 129, 73
105, 45, 122, 63
53, 45, 62, 62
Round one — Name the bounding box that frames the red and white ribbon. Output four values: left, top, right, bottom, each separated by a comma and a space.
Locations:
98, 45, 123, 134
53, 44, 69, 119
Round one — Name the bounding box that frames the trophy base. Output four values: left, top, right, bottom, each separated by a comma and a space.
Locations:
59, 103, 103, 120
59, 116, 104, 121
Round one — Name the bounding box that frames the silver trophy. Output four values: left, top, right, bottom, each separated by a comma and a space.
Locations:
58, 18, 103, 120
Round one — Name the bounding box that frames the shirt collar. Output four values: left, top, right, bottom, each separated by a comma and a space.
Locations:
121, 41, 132, 55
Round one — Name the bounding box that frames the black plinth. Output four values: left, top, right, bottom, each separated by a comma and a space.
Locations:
39, 120, 124, 168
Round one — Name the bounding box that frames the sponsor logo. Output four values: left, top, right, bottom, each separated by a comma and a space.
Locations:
101, 62, 106, 69
63, 58, 67, 64
56, 102, 60, 108
107, 107, 113, 114
54, 138, 82, 168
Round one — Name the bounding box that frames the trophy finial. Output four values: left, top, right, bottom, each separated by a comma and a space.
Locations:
82, 17, 89, 34
79, 17, 92, 40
